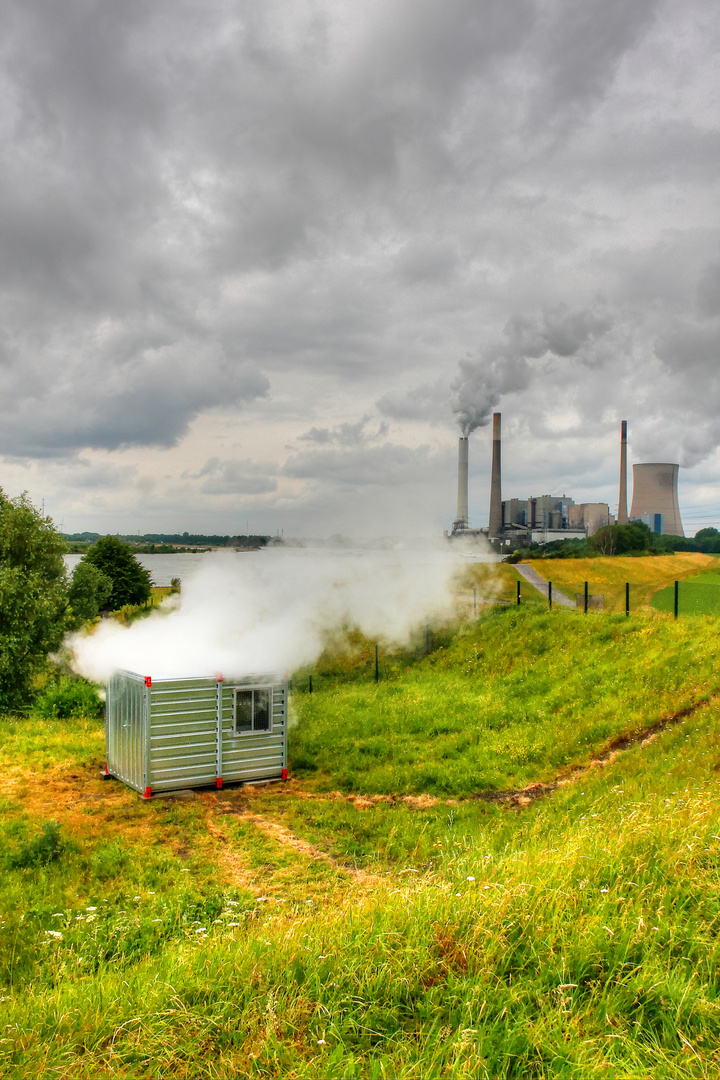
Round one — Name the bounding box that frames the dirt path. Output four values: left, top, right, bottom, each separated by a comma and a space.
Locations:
248, 691, 718, 813
199, 791, 386, 889
473, 694, 713, 806
515, 563, 575, 607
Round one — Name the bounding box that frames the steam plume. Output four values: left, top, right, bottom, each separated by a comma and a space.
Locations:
69, 547, 463, 683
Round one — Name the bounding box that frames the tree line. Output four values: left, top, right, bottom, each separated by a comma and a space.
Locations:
514, 522, 720, 560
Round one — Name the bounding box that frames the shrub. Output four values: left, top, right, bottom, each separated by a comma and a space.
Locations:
34, 676, 103, 720
67, 561, 112, 623
8, 821, 74, 869
82, 536, 152, 610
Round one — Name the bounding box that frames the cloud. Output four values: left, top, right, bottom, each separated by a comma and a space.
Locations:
1, 0, 720, 535
193, 457, 278, 496
283, 442, 438, 487
298, 416, 388, 447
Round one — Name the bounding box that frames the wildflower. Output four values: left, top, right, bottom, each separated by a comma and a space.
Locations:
51, 913, 64, 918
86, 907, 97, 912
466, 876, 475, 882
317, 1039, 326, 1045
44, 930, 63, 940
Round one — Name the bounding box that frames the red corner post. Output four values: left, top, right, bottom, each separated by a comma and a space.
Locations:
216, 673, 224, 789
144, 678, 152, 797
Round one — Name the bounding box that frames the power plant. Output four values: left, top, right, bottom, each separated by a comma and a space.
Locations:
449, 415, 684, 545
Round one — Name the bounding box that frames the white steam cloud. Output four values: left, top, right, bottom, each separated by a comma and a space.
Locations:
69, 547, 464, 683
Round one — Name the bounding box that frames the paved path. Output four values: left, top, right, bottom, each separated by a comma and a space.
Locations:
515, 564, 575, 607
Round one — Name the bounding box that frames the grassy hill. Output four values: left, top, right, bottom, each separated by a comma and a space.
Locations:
2, 604, 720, 1076
522, 552, 716, 612
652, 566, 720, 616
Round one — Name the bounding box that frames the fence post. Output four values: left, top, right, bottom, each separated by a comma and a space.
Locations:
584, 581, 588, 614
308, 674, 313, 694
674, 580, 679, 619
473, 587, 477, 617
625, 582, 630, 617
426, 624, 430, 655
375, 643, 379, 683
548, 581, 553, 610
517, 580, 521, 606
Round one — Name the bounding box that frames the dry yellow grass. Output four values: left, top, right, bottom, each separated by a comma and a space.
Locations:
523, 552, 716, 611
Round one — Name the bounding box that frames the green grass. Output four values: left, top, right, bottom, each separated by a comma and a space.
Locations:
3, 606, 720, 1075
525, 552, 717, 612
290, 607, 720, 795
652, 570, 720, 615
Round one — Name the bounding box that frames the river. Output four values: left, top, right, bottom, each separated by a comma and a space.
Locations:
64, 545, 500, 589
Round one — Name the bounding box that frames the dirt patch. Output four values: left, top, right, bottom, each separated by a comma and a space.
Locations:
473, 694, 715, 807
201, 814, 255, 890
200, 791, 385, 888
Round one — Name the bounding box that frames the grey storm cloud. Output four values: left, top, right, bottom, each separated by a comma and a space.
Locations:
298, 417, 388, 448
193, 458, 278, 497
1, 0, 719, 533
283, 443, 439, 488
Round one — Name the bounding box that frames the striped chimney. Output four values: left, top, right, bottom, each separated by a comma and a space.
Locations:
618, 419, 628, 525
488, 412, 503, 537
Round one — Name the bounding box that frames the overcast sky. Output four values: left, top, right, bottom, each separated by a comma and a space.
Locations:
1, 0, 719, 537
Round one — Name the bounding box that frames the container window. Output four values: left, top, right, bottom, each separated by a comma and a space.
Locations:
233, 687, 273, 735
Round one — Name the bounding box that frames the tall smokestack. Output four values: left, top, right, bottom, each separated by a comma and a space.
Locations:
488, 412, 502, 537
454, 437, 469, 530
618, 419, 628, 525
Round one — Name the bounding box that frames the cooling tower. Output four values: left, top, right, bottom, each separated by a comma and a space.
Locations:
453, 437, 469, 530
629, 463, 684, 536
488, 412, 503, 537
617, 420, 628, 525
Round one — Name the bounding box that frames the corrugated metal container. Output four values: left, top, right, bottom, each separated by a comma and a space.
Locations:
104, 670, 288, 797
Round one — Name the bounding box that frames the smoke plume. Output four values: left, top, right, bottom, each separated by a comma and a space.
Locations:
451, 303, 613, 434
69, 547, 463, 682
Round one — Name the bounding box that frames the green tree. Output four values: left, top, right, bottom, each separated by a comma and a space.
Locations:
0, 489, 68, 712
67, 560, 113, 622
82, 536, 152, 609
587, 521, 656, 556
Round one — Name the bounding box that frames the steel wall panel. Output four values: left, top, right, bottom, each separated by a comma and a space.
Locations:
106, 672, 287, 795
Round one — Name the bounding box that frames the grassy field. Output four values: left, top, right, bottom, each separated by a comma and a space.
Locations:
652, 567, 720, 616
2, 605, 720, 1076
523, 552, 716, 612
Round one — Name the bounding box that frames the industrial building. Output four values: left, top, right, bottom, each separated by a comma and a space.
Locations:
448, 414, 684, 545
449, 412, 609, 547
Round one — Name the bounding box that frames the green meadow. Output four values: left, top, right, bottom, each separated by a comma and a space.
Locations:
2, 604, 720, 1076
652, 568, 720, 616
